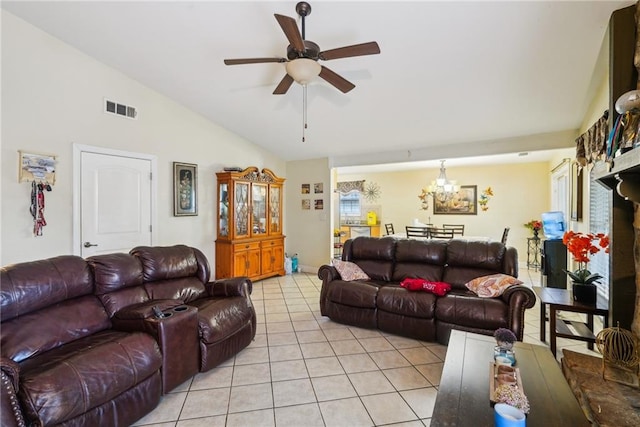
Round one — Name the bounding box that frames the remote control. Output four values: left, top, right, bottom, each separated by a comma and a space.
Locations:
152, 306, 165, 319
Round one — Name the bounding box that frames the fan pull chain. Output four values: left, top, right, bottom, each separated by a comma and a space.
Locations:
302, 84, 308, 142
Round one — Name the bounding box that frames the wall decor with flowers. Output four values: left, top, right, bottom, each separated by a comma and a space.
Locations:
479, 187, 493, 211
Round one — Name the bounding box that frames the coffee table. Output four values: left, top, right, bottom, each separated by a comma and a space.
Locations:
431, 330, 589, 426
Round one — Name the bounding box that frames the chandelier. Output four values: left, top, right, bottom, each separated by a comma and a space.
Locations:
426, 160, 460, 203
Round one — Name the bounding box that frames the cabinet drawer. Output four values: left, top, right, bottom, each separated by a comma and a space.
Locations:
261, 239, 283, 248
235, 242, 261, 251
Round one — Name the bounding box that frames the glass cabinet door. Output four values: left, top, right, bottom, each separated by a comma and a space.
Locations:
252, 183, 267, 236
269, 185, 281, 234
235, 182, 249, 237
218, 182, 229, 237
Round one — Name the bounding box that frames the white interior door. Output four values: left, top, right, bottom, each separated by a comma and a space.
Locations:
551, 160, 571, 222
76, 147, 155, 257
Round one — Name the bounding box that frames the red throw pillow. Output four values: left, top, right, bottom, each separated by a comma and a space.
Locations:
400, 278, 451, 296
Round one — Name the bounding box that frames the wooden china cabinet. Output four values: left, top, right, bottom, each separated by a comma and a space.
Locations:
215, 167, 285, 281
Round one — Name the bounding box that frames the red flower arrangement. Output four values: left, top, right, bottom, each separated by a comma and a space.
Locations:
523, 220, 542, 231
562, 231, 610, 284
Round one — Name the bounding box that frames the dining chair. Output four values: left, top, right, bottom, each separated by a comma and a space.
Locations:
385, 223, 395, 235
405, 226, 430, 239
430, 228, 455, 239
443, 224, 465, 236
501, 227, 510, 245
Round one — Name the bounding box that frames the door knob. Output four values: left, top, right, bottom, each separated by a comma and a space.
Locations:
83, 242, 98, 248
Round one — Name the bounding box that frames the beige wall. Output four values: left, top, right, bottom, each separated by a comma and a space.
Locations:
284, 158, 332, 271
338, 162, 556, 269
1, 12, 285, 266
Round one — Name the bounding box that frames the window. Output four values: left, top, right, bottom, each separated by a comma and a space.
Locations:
589, 161, 611, 298
340, 191, 361, 217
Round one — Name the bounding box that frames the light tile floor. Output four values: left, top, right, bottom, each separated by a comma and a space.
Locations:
133, 267, 602, 427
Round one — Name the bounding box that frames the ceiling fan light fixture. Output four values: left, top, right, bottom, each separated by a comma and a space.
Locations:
286, 58, 321, 85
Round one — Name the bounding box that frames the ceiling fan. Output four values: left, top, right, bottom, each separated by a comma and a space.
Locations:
223, 1, 380, 95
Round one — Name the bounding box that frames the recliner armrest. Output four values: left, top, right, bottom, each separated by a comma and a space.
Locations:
318, 265, 340, 282
1, 357, 27, 427
206, 277, 253, 298
500, 285, 536, 341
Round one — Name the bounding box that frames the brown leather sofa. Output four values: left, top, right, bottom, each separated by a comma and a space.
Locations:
1, 245, 255, 427
318, 237, 536, 345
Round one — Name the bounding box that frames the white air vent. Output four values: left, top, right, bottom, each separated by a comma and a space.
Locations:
104, 98, 138, 120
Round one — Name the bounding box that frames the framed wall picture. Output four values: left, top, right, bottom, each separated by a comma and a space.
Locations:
173, 162, 198, 216
433, 185, 477, 215
314, 183, 324, 194
302, 199, 311, 210
301, 184, 310, 194
314, 199, 324, 210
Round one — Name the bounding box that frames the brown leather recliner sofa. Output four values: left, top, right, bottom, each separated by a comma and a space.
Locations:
1, 245, 255, 427
318, 237, 536, 345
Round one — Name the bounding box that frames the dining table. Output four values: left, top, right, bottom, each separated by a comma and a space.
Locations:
388, 232, 491, 241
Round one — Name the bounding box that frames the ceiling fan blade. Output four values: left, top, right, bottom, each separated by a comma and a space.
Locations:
274, 14, 305, 52
319, 41, 381, 61
319, 66, 355, 93
224, 57, 286, 65
273, 74, 295, 95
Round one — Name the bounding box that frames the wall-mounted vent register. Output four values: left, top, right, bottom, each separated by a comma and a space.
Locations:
104, 98, 138, 119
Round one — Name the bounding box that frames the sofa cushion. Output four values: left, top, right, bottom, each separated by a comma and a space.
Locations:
325, 280, 379, 309
144, 277, 207, 303
465, 274, 523, 297
435, 291, 508, 329
88, 253, 149, 316
345, 237, 396, 281
442, 240, 509, 289
17, 330, 161, 426
131, 245, 210, 284
392, 239, 447, 282
332, 259, 370, 281
1, 295, 111, 363
377, 286, 436, 318
189, 297, 254, 344
1, 255, 92, 322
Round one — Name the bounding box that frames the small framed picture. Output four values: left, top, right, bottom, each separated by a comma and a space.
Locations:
173, 162, 198, 216
314, 183, 324, 194
302, 199, 311, 210
301, 184, 310, 194
314, 199, 324, 210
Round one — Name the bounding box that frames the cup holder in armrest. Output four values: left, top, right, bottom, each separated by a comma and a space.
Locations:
173, 306, 189, 312
161, 311, 173, 318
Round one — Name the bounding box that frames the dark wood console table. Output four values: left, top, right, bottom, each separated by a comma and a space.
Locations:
533, 286, 609, 357
431, 330, 588, 426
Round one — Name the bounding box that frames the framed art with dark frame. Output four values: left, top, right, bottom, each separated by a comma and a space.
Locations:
434, 185, 477, 215
173, 162, 198, 216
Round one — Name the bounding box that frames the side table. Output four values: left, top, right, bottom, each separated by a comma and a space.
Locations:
533, 286, 609, 357
527, 237, 541, 270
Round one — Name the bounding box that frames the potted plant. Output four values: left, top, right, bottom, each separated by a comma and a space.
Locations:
523, 219, 542, 238
562, 231, 610, 304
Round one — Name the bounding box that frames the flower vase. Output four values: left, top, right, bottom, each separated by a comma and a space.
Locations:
494, 346, 516, 366
533, 229, 539, 239
572, 282, 597, 304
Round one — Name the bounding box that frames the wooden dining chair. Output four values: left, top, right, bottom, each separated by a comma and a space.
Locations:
443, 224, 465, 236
501, 227, 510, 245
429, 228, 455, 239
405, 226, 430, 238
385, 223, 395, 235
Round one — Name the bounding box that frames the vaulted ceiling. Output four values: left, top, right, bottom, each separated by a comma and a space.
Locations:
2, 1, 631, 168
